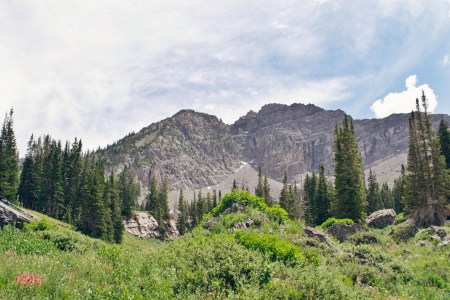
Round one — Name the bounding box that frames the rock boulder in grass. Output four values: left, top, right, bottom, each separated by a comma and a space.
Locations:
222, 203, 246, 215
428, 226, 447, 239
303, 227, 342, 254
366, 209, 396, 228
0, 201, 32, 229
164, 219, 180, 240
325, 223, 367, 242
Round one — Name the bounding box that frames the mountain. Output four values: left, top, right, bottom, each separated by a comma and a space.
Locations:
97, 103, 450, 201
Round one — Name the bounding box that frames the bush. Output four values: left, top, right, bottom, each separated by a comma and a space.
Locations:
0, 225, 56, 255
234, 231, 305, 265
209, 190, 289, 223
318, 218, 354, 229
24, 218, 55, 232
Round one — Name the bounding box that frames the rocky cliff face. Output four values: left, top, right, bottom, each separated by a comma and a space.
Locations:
100, 109, 240, 193
98, 103, 450, 192
122, 211, 179, 240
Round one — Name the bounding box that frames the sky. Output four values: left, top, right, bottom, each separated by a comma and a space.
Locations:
1, 0, 450, 155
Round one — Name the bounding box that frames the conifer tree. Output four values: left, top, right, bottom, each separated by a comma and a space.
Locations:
279, 172, 290, 211
177, 189, 187, 235
366, 169, 382, 214
18, 135, 36, 207
303, 173, 317, 225
331, 114, 365, 222
212, 189, 217, 208
438, 118, 450, 169
146, 176, 158, 215
392, 165, 405, 213
0, 109, 20, 202
232, 179, 238, 191
314, 165, 331, 225
108, 169, 124, 244
404, 94, 449, 226
380, 182, 393, 209
255, 166, 264, 198
159, 177, 169, 219
263, 176, 273, 206
118, 165, 138, 217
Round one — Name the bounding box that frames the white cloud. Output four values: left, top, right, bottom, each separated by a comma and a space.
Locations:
370, 75, 438, 118
442, 54, 450, 66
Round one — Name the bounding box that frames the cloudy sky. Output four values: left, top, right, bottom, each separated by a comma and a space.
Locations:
1, 0, 450, 155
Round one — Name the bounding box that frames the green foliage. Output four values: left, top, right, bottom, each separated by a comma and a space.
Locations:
210, 190, 289, 223
23, 218, 55, 232
318, 217, 354, 229
331, 114, 366, 222
234, 231, 305, 265
0, 225, 56, 255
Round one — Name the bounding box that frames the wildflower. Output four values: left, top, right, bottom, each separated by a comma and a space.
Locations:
102, 282, 108, 287
5, 250, 14, 257
15, 272, 42, 287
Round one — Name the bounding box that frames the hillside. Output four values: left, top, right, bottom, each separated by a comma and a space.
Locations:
1, 195, 450, 299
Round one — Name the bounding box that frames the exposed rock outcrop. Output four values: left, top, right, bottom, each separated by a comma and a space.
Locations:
325, 223, 367, 242
303, 226, 342, 254
222, 203, 246, 215
123, 211, 179, 240
428, 226, 447, 239
0, 200, 32, 229
366, 209, 396, 228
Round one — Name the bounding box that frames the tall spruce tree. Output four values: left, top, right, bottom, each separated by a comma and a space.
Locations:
118, 165, 138, 217
438, 118, 450, 169
177, 188, 187, 235
313, 165, 331, 225
366, 169, 382, 214
279, 172, 290, 211
380, 182, 393, 209
404, 94, 449, 226
255, 166, 264, 198
0, 109, 20, 202
331, 114, 365, 222
263, 176, 273, 206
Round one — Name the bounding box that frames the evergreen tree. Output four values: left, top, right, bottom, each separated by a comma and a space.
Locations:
146, 176, 158, 215
279, 172, 290, 211
314, 165, 331, 225
232, 179, 238, 191
118, 165, 138, 217
177, 189, 187, 235
438, 118, 450, 169
303, 173, 317, 225
366, 169, 382, 214
403, 94, 449, 226
18, 135, 36, 207
212, 189, 217, 208
331, 114, 365, 222
0, 109, 20, 202
263, 176, 273, 206
159, 177, 169, 220
88, 158, 107, 238
392, 165, 405, 213
108, 169, 124, 244
380, 182, 393, 209
255, 166, 264, 198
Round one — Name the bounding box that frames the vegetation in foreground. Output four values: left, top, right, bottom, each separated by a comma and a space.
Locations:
1, 192, 450, 300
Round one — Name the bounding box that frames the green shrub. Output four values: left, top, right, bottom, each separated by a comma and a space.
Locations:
208, 190, 289, 224
24, 218, 55, 232
234, 231, 305, 265
318, 217, 354, 229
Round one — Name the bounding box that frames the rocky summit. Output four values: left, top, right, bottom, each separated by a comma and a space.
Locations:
97, 103, 450, 194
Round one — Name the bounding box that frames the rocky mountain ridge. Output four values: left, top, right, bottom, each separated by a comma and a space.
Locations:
97, 103, 450, 199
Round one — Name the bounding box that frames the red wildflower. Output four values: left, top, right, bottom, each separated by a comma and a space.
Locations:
15, 272, 42, 287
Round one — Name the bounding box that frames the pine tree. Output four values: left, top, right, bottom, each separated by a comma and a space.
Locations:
380, 182, 393, 209
392, 165, 405, 213
0, 109, 20, 202
255, 166, 264, 198
438, 118, 450, 169
232, 179, 238, 191
147, 176, 158, 215
314, 164, 331, 225
331, 114, 365, 222
177, 189, 187, 235
212, 189, 217, 208
263, 176, 273, 206
159, 178, 169, 220
118, 165, 138, 218
404, 94, 449, 226
279, 172, 290, 211
366, 169, 382, 214
18, 135, 36, 207
303, 173, 317, 225
109, 169, 124, 244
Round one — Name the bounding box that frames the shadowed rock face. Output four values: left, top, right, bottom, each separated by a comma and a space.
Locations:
0, 201, 31, 229
98, 103, 450, 192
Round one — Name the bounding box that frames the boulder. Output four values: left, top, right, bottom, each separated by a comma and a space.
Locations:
234, 218, 254, 230
164, 219, 180, 240
325, 223, 367, 242
203, 217, 221, 230
0, 201, 32, 229
428, 226, 447, 239
366, 209, 396, 228
222, 203, 246, 215
123, 211, 179, 240
303, 227, 342, 254
397, 220, 419, 240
